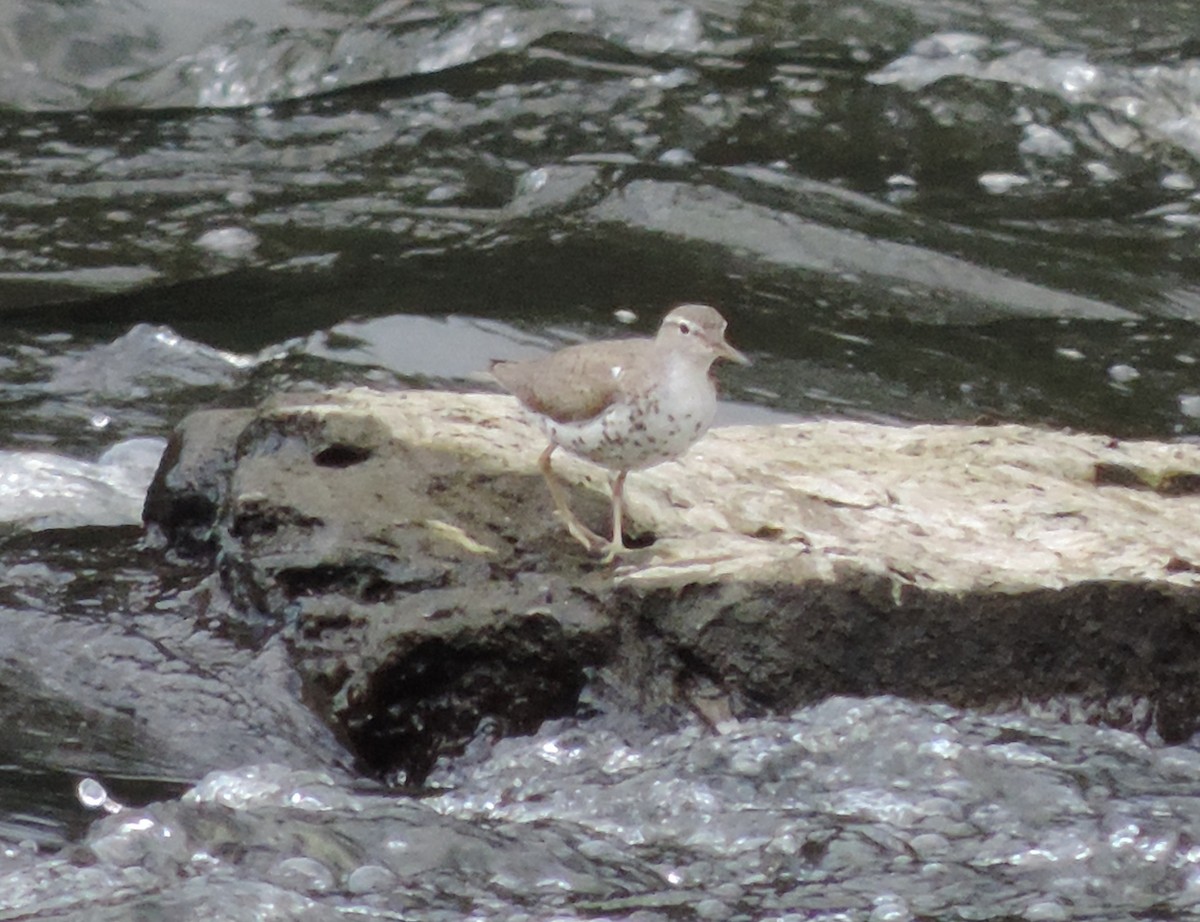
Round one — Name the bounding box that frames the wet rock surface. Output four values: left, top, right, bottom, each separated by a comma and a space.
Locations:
144, 388, 1200, 785
0, 527, 354, 791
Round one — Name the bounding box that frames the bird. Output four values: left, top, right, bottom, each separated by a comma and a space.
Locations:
491, 303, 749, 560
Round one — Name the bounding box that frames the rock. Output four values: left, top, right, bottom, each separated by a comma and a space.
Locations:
143, 389, 1200, 781
0, 567, 354, 786
143, 408, 252, 554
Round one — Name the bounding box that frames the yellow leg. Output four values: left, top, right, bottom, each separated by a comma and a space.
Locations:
599, 470, 629, 564
538, 444, 606, 553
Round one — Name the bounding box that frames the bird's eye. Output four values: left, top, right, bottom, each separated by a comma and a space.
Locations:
678, 321, 691, 335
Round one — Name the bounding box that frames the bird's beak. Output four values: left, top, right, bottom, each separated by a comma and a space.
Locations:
717, 338, 751, 366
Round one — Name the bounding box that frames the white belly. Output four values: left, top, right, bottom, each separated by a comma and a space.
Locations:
541, 359, 717, 471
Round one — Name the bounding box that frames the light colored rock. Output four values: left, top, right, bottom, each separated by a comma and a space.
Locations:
271, 388, 1200, 593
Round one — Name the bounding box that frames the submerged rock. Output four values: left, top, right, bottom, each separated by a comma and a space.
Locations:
144, 388, 1200, 781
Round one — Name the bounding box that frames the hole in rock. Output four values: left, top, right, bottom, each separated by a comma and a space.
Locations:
313, 443, 373, 468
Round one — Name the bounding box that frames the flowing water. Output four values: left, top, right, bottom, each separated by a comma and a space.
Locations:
1, 0, 1200, 917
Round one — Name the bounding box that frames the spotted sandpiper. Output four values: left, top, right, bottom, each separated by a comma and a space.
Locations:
491, 304, 749, 559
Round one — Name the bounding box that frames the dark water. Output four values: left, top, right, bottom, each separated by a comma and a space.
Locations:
1, 0, 1199, 439
2, 0, 1200, 917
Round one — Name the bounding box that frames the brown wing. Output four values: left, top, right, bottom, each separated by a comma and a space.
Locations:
492, 339, 653, 424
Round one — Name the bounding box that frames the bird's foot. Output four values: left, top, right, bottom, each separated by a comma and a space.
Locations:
562, 516, 609, 555
597, 537, 628, 565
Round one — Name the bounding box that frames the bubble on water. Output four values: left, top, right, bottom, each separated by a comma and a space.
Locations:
1085, 162, 1119, 183
1162, 172, 1196, 191
1025, 899, 1069, 921
1058, 62, 1098, 96
519, 168, 549, 194
1179, 395, 1200, 418
77, 778, 124, 814
658, 147, 695, 166
269, 856, 334, 893
1020, 124, 1074, 159
195, 226, 259, 259
347, 863, 397, 893
77, 778, 109, 809
979, 172, 1030, 194
1108, 364, 1140, 384
870, 894, 913, 922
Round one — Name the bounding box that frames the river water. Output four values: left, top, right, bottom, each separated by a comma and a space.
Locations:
1, 0, 1199, 918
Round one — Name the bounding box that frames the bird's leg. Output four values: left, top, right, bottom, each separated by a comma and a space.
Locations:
618, 473, 632, 522
599, 469, 629, 564
538, 444, 606, 553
